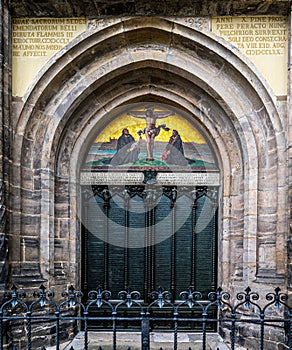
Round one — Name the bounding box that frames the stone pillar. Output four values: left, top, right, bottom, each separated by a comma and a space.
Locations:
0, 0, 10, 288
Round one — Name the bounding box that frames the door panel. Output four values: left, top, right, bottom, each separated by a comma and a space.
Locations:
194, 194, 217, 296
82, 185, 218, 302
82, 186, 217, 330
175, 195, 193, 298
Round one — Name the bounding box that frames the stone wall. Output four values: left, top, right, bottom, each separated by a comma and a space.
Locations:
287, 11, 292, 295
0, 0, 10, 289
7, 0, 291, 17
1, 1, 291, 348
8, 15, 288, 292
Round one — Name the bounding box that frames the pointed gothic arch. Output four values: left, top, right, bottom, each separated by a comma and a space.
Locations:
10, 17, 287, 293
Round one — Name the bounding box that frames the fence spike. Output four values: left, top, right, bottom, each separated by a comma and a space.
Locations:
98, 346, 103, 350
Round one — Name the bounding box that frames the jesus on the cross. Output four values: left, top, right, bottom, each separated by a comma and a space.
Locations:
127, 106, 173, 161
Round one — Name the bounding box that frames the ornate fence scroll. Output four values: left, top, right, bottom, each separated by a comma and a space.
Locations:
0, 285, 290, 350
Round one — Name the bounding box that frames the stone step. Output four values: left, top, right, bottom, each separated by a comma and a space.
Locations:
60, 332, 230, 350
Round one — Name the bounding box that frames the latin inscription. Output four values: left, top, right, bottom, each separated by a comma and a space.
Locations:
80, 172, 144, 185
80, 172, 220, 186
12, 18, 86, 96
213, 16, 287, 55
212, 16, 288, 96
157, 172, 220, 186
12, 18, 86, 57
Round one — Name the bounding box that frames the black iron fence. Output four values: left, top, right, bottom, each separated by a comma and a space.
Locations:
0, 285, 291, 350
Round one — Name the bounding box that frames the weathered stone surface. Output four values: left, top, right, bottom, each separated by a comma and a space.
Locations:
2, 4, 291, 349
7, 0, 291, 17
0, 0, 11, 289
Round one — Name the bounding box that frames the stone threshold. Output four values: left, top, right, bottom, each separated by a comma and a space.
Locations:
45, 331, 236, 350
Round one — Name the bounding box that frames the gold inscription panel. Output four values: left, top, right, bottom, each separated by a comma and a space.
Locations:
12, 18, 86, 97
212, 16, 288, 96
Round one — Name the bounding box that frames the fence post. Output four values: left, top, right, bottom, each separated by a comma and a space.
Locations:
55, 309, 60, 350
112, 310, 117, 350
0, 310, 2, 350
202, 310, 207, 350
84, 310, 88, 350
289, 311, 292, 350
259, 312, 264, 350
141, 312, 150, 350
173, 310, 178, 350
230, 311, 236, 350
27, 310, 31, 350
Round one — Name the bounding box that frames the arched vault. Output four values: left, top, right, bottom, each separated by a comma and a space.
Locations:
11, 17, 287, 290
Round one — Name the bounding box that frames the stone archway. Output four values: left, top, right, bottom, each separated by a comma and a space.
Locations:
10, 17, 287, 296
79, 101, 220, 307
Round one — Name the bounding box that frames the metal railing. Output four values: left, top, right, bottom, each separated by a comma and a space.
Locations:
0, 285, 291, 350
